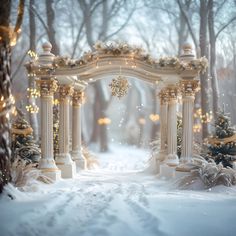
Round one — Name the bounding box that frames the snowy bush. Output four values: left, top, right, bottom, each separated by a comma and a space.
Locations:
10, 158, 52, 192
177, 155, 236, 189
82, 146, 99, 169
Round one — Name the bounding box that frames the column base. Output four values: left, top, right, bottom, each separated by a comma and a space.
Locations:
40, 168, 61, 181
159, 163, 176, 179
158, 150, 167, 162
175, 163, 194, 179
39, 158, 58, 169
75, 158, 87, 170
56, 153, 74, 165
57, 161, 76, 178
166, 154, 179, 167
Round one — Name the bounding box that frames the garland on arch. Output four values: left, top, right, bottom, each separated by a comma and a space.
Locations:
26, 41, 208, 75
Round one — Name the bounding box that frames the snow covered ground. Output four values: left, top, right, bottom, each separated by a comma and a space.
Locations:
1, 144, 236, 236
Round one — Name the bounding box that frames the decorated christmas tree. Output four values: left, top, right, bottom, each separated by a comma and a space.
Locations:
207, 111, 236, 168
11, 108, 41, 163
177, 115, 182, 158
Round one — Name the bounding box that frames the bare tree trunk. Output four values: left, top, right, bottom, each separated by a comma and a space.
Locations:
45, 0, 60, 55
79, 0, 110, 152
199, 0, 210, 139
208, 0, 220, 118
28, 0, 39, 142
0, 0, 25, 193
0, 0, 12, 192
177, 0, 190, 55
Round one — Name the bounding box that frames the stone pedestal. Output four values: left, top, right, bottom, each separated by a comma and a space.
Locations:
71, 89, 86, 169
56, 84, 76, 178
166, 87, 179, 167
37, 79, 61, 181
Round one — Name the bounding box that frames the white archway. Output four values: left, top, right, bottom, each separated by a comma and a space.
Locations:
25, 41, 207, 180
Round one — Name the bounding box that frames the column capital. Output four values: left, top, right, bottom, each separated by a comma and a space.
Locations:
158, 89, 168, 105
180, 80, 199, 97
165, 86, 179, 102
37, 79, 58, 96
59, 84, 74, 100
72, 90, 84, 106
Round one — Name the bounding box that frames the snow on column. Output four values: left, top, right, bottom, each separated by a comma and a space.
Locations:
38, 79, 61, 180
166, 86, 179, 167
56, 84, 76, 178
158, 88, 168, 162
71, 87, 86, 169
180, 80, 199, 163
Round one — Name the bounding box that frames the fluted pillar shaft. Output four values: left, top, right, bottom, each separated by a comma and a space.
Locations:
180, 80, 199, 163
159, 89, 168, 162
38, 80, 59, 170
71, 90, 85, 167
166, 87, 179, 167
56, 85, 74, 165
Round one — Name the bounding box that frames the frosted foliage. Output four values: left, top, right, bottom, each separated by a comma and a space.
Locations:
10, 158, 52, 191
177, 156, 236, 189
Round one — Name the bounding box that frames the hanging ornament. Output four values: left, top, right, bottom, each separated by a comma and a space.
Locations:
109, 75, 130, 99
109, 66, 130, 99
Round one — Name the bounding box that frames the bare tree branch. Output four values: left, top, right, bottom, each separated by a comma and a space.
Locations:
30, 5, 50, 35
104, 9, 135, 41
71, 21, 85, 58
177, 0, 198, 48
215, 0, 227, 16
11, 49, 28, 81
215, 15, 236, 39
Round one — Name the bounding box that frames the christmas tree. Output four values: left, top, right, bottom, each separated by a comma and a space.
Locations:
11, 108, 41, 163
177, 115, 182, 158
207, 111, 236, 168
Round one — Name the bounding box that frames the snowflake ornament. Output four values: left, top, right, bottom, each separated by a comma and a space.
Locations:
109, 76, 130, 99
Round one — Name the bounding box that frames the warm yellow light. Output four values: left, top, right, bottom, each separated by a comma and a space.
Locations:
139, 118, 146, 125
53, 99, 59, 105
28, 50, 38, 60
193, 123, 202, 133
149, 114, 159, 122
98, 117, 111, 125
26, 104, 39, 113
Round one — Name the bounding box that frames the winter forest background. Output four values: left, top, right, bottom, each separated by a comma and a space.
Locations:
10, 0, 236, 152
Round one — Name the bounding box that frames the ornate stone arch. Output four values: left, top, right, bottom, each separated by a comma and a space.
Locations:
25, 41, 207, 180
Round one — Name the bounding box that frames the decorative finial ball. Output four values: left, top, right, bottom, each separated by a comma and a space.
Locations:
180, 42, 195, 60
42, 42, 52, 53
182, 42, 192, 51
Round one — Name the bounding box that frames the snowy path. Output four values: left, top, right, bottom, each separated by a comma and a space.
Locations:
1, 145, 236, 236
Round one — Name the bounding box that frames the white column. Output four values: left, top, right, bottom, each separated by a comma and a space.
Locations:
166, 87, 179, 167
180, 80, 199, 163
56, 84, 76, 178
71, 89, 86, 169
158, 89, 168, 162
38, 79, 61, 180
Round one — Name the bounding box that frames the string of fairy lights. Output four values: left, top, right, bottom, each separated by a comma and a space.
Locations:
26, 50, 40, 114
